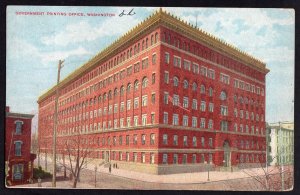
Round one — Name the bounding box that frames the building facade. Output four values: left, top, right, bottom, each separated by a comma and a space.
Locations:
5, 106, 36, 185
38, 9, 269, 174
267, 122, 294, 166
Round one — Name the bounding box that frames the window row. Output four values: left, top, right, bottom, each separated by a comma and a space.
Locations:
162, 134, 213, 147
234, 78, 264, 96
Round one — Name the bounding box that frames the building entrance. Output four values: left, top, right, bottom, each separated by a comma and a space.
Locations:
223, 141, 231, 167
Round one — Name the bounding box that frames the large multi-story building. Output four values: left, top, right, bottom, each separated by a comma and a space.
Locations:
5, 106, 36, 185
266, 122, 294, 166
37, 9, 269, 174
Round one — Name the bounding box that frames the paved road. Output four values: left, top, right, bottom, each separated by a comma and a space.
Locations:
30, 157, 292, 190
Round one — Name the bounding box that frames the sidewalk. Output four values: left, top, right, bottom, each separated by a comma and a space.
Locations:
95, 165, 273, 184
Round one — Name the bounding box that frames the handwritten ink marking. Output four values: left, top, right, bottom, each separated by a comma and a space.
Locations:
119, 8, 136, 17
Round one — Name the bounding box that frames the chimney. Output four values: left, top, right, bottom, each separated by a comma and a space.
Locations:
5, 106, 9, 112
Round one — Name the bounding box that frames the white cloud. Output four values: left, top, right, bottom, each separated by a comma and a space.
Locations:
8, 38, 91, 65
41, 13, 141, 46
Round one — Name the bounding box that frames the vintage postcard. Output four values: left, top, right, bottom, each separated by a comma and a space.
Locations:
5, 6, 294, 191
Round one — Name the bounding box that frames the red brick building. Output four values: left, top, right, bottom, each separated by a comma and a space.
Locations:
5, 106, 36, 185
37, 9, 269, 174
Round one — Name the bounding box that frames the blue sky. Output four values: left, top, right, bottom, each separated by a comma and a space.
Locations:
6, 6, 294, 129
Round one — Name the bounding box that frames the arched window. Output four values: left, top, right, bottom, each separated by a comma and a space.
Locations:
103, 93, 107, 101
239, 96, 244, 104
146, 38, 148, 48
120, 86, 125, 96
114, 88, 118, 97
155, 32, 158, 43
192, 82, 197, 91
220, 91, 227, 100
127, 83, 131, 93
134, 80, 139, 91
151, 35, 154, 45
173, 76, 179, 87
108, 90, 112, 100
142, 77, 148, 88
209, 87, 213, 96
200, 84, 206, 94
183, 79, 189, 89
98, 95, 102, 103
142, 40, 145, 50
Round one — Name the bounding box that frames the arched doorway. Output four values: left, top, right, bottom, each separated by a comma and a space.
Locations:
223, 140, 231, 167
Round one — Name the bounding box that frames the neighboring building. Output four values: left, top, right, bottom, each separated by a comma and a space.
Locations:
37, 9, 269, 174
5, 106, 36, 185
267, 122, 294, 166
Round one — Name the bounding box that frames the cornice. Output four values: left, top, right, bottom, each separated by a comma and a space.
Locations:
38, 8, 269, 103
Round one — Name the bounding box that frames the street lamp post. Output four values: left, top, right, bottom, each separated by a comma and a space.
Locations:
94, 166, 97, 188
205, 161, 210, 181
52, 59, 65, 187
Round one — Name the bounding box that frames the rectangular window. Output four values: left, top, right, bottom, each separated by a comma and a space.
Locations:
142, 95, 148, 107
15, 121, 22, 134
220, 73, 230, 84
200, 66, 207, 77
172, 114, 179, 125
150, 153, 155, 164
183, 115, 188, 126
208, 119, 213, 129
164, 92, 169, 104
192, 63, 199, 74
183, 60, 191, 71
173, 56, 181, 68
183, 97, 189, 108
152, 53, 156, 65
134, 97, 139, 109
173, 94, 179, 106
200, 118, 206, 128
141, 134, 146, 145
164, 71, 169, 84
142, 58, 149, 69
134, 116, 138, 126
150, 133, 155, 145
207, 69, 215, 79
142, 114, 147, 126
151, 113, 155, 124
209, 138, 213, 147
141, 152, 146, 163
134, 62, 140, 73
220, 121, 228, 131
127, 100, 131, 110
127, 117, 131, 127
120, 118, 124, 128
173, 135, 178, 145
220, 105, 228, 116
192, 99, 197, 110
151, 93, 155, 104
201, 137, 205, 147
163, 112, 168, 124
183, 136, 188, 146
163, 153, 168, 164
173, 154, 178, 164
165, 52, 170, 64
200, 101, 206, 112
192, 117, 197, 128
15, 141, 22, 156
192, 154, 197, 163
126, 152, 130, 161
119, 136, 123, 145
208, 103, 214, 112
163, 134, 168, 145
127, 66, 133, 76
126, 135, 130, 145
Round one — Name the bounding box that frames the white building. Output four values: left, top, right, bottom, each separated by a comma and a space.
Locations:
267, 122, 294, 165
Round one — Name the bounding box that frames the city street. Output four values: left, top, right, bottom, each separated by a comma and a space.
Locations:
13, 157, 293, 190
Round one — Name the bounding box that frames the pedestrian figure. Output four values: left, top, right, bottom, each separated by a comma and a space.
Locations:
109, 164, 111, 173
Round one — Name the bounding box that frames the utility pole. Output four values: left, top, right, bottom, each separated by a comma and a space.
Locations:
279, 122, 284, 191
52, 59, 65, 187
